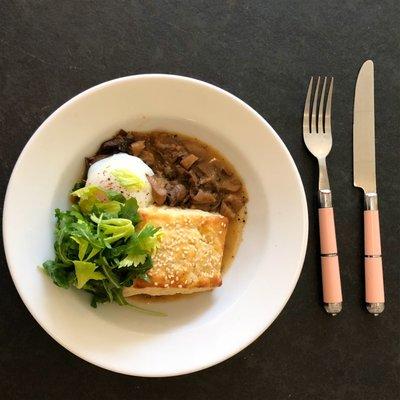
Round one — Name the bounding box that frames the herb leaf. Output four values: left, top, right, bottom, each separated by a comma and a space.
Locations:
73, 261, 105, 289
42, 261, 75, 288
111, 169, 144, 190
119, 198, 140, 224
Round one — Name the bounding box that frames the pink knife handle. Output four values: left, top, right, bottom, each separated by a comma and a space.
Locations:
318, 207, 342, 304
364, 210, 384, 303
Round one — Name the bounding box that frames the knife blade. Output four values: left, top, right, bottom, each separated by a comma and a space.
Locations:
354, 60, 376, 194
353, 60, 385, 315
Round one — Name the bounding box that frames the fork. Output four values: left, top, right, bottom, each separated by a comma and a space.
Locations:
303, 76, 343, 315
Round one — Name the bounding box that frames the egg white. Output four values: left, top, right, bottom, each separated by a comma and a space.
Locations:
86, 153, 154, 207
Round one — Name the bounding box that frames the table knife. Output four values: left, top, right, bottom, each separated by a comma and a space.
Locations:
353, 60, 385, 315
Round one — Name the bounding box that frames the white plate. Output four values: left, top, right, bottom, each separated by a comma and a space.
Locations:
3, 75, 308, 377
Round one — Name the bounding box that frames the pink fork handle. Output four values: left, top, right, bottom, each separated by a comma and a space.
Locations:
318, 208, 342, 303
364, 210, 384, 303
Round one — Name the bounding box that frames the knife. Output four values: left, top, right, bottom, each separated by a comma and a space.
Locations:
353, 60, 385, 315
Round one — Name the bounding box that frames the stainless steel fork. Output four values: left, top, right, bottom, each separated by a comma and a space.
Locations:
303, 77, 342, 315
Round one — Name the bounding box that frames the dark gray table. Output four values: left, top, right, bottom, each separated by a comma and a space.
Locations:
1, 1, 399, 399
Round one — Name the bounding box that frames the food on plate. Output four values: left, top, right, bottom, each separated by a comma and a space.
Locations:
86, 153, 154, 207
123, 206, 228, 296
42, 185, 163, 310
88, 130, 247, 219
42, 130, 247, 309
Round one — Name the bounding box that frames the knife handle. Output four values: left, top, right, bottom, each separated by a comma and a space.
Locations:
318, 207, 343, 315
364, 209, 385, 315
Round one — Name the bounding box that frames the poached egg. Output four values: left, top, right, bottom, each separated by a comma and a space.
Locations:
86, 153, 154, 207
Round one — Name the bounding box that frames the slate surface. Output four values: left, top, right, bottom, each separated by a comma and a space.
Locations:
1, 1, 399, 399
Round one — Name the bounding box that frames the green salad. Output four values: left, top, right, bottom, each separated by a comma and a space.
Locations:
42, 182, 163, 310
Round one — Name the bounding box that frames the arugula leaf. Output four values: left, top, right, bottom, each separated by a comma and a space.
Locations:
102, 280, 114, 303
42, 260, 75, 288
97, 257, 121, 288
73, 261, 105, 289
54, 209, 77, 265
70, 218, 104, 249
111, 169, 145, 190
119, 198, 140, 224
112, 288, 130, 305
84, 281, 110, 308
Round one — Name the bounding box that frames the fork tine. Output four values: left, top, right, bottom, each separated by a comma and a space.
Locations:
311, 76, 320, 133
325, 77, 334, 133
303, 77, 313, 133
318, 77, 327, 133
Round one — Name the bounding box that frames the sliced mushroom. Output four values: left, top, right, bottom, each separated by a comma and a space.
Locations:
99, 130, 129, 153
208, 157, 227, 174
183, 141, 209, 160
130, 140, 146, 156
198, 176, 214, 186
153, 134, 177, 151
219, 177, 242, 192
224, 193, 244, 212
188, 170, 200, 185
167, 183, 187, 206
140, 150, 155, 166
164, 164, 176, 179
220, 201, 236, 219
191, 189, 216, 205
197, 161, 215, 176
154, 135, 186, 163
146, 175, 167, 205
180, 154, 199, 170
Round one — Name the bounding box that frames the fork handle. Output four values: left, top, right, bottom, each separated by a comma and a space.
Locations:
318, 198, 342, 315
364, 193, 384, 315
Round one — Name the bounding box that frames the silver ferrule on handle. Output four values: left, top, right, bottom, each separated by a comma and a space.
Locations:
319, 189, 332, 208
365, 192, 378, 210
318, 158, 331, 207
318, 158, 330, 193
